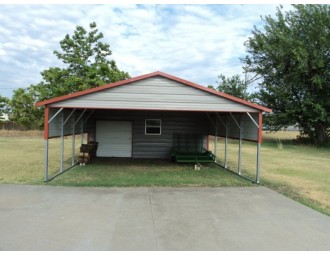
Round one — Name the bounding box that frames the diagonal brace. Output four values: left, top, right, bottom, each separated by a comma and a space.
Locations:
48, 108, 63, 124
246, 112, 259, 128
63, 108, 76, 126
229, 112, 240, 129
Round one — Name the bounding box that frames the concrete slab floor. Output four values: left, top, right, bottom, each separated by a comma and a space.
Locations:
0, 184, 329, 251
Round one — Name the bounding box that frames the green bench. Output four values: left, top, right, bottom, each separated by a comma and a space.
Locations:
170, 134, 215, 163
171, 148, 216, 163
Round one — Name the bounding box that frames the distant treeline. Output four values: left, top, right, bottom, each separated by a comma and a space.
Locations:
0, 121, 42, 131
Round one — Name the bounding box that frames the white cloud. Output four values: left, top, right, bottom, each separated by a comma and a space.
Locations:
0, 4, 290, 98
0, 48, 6, 57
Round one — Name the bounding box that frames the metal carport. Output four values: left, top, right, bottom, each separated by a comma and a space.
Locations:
35, 71, 271, 183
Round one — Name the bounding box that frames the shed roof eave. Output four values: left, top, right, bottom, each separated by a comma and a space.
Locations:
40, 105, 263, 113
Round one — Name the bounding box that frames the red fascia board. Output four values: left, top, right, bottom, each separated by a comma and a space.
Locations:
35, 71, 272, 113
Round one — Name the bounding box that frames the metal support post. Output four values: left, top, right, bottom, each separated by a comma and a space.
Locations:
60, 110, 64, 172
256, 143, 261, 184
205, 113, 218, 159
229, 112, 242, 175
256, 112, 262, 184
225, 124, 228, 168
73, 109, 86, 146
238, 115, 242, 175
214, 116, 217, 162
81, 117, 84, 145
215, 113, 228, 168
44, 139, 49, 182
72, 114, 76, 166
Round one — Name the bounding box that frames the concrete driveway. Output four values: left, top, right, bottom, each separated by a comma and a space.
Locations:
1, 184, 330, 251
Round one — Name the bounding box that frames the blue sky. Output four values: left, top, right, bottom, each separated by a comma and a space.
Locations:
0, 4, 292, 98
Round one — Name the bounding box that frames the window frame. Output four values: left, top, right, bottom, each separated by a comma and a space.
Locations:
145, 119, 162, 135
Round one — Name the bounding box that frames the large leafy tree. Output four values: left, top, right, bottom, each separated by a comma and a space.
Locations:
10, 88, 43, 129
215, 74, 249, 100
11, 22, 129, 128
34, 22, 129, 101
244, 4, 330, 145
0, 95, 10, 121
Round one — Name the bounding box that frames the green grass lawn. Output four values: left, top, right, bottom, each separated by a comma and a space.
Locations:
50, 158, 252, 187
0, 130, 330, 216
0, 131, 251, 187
210, 131, 330, 216
0, 136, 44, 184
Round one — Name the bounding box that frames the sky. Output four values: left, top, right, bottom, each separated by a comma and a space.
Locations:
0, 4, 294, 98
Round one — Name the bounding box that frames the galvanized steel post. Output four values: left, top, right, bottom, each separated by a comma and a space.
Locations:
229, 112, 242, 175
224, 119, 228, 168
256, 143, 261, 183
44, 107, 49, 182
214, 115, 217, 162
215, 113, 228, 168
60, 110, 64, 172
44, 139, 49, 182
238, 114, 242, 175
72, 114, 76, 166
256, 112, 263, 184
80, 117, 84, 145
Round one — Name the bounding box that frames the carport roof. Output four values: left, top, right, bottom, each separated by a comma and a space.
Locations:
35, 71, 272, 113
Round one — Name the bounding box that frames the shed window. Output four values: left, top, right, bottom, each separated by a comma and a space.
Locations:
145, 119, 161, 135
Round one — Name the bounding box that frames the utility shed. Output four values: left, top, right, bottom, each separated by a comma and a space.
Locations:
35, 71, 272, 182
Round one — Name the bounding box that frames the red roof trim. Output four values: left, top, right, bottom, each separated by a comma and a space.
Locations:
35, 71, 272, 112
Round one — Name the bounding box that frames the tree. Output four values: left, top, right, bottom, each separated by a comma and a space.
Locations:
216, 74, 249, 100
10, 88, 43, 129
35, 22, 130, 101
243, 4, 330, 145
11, 22, 130, 128
0, 95, 10, 121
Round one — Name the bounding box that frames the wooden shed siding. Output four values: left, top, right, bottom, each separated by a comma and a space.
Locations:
87, 110, 209, 159
49, 77, 258, 112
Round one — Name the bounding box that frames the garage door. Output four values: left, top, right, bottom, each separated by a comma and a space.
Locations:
96, 121, 132, 157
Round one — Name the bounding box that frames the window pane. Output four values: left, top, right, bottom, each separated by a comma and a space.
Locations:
145, 119, 161, 135
146, 119, 161, 127
146, 127, 161, 134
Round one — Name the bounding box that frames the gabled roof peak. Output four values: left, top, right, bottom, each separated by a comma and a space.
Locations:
35, 71, 271, 113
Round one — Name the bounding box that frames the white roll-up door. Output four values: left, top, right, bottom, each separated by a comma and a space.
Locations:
96, 121, 132, 157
